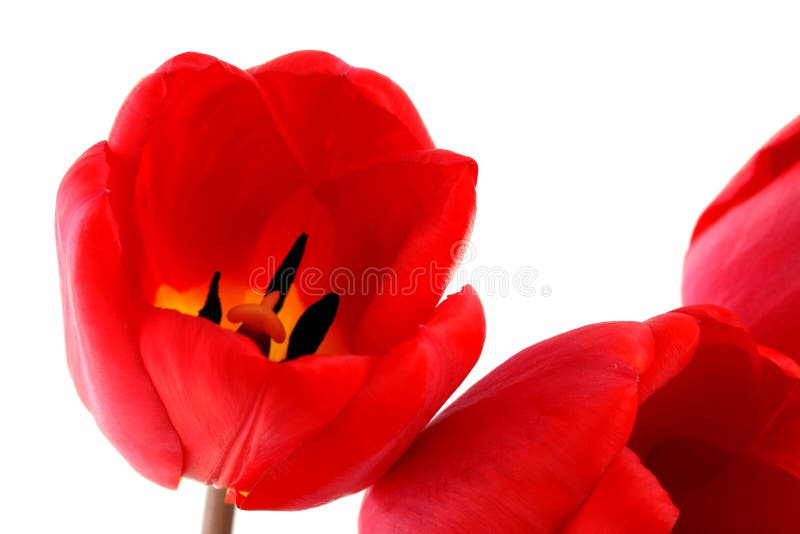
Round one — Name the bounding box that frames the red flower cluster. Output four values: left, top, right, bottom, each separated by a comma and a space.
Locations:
56, 51, 484, 510
56, 51, 800, 532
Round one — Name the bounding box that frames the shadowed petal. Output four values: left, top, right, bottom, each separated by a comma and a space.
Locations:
561, 448, 678, 534
630, 306, 762, 459
646, 440, 800, 533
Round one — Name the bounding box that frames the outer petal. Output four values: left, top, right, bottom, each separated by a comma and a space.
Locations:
248, 50, 434, 181
689, 115, 800, 241
55, 142, 182, 487
683, 115, 800, 360
238, 286, 485, 510
138, 308, 372, 486
561, 448, 678, 534
108, 72, 166, 169
105, 66, 168, 302
359, 321, 655, 533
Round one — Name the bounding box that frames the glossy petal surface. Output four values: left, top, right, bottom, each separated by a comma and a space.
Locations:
683, 115, 800, 360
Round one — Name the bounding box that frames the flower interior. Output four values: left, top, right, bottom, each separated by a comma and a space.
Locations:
154, 233, 344, 362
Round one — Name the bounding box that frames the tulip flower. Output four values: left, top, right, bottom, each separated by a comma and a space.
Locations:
360, 306, 800, 533
683, 115, 800, 361
55, 51, 484, 511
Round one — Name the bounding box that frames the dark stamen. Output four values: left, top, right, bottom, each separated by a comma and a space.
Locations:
266, 233, 307, 313
286, 293, 339, 360
198, 272, 222, 324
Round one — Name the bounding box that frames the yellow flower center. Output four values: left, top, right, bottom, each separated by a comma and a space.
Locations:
153, 234, 347, 362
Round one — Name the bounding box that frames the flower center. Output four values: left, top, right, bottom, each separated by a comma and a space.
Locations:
228, 291, 287, 344
160, 233, 341, 362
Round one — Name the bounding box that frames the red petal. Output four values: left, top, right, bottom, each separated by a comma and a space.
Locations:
683, 116, 800, 360
645, 440, 800, 533
689, 115, 800, 242
55, 142, 182, 487
105, 68, 168, 302
248, 50, 433, 181
127, 53, 305, 297
630, 306, 762, 459
561, 448, 678, 534
108, 72, 166, 169
238, 286, 484, 510
314, 149, 477, 353
359, 321, 653, 533
639, 311, 700, 402
750, 344, 800, 479
224, 149, 477, 355
138, 308, 371, 485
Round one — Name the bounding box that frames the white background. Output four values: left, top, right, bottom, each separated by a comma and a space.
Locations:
2, 1, 799, 532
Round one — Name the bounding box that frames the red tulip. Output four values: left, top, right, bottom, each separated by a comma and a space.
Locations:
360, 306, 800, 533
55, 51, 484, 510
683, 115, 800, 361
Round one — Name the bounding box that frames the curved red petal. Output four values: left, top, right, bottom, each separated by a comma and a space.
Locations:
235, 149, 477, 354
630, 305, 763, 459
689, 115, 800, 242
359, 321, 653, 533
105, 68, 169, 303
56, 142, 183, 487
248, 50, 433, 181
138, 308, 371, 485
561, 448, 678, 534
106, 53, 245, 203
645, 440, 800, 533
683, 116, 800, 361
108, 72, 167, 168
220, 352, 373, 491
126, 53, 305, 298
238, 286, 484, 510
639, 310, 700, 402
313, 149, 477, 353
